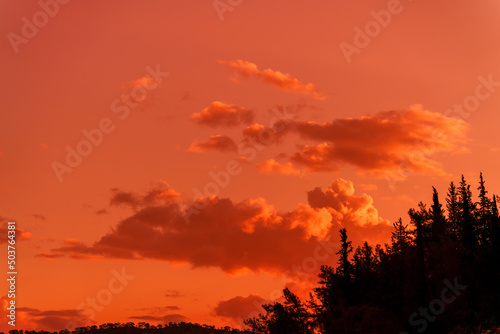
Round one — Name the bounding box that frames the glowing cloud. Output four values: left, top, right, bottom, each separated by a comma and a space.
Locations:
218, 59, 325, 100
190, 101, 254, 127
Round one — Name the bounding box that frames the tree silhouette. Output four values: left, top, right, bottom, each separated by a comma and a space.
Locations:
244, 288, 314, 334
248, 173, 499, 333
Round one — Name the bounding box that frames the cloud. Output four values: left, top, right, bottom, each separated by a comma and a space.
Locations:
188, 135, 237, 153
265, 105, 468, 177
242, 123, 281, 147
0, 219, 31, 243
110, 183, 180, 210
0, 300, 87, 332
109, 190, 139, 208
218, 60, 325, 100
96, 209, 108, 215
257, 159, 301, 176
306, 179, 392, 246
123, 76, 160, 89
129, 314, 188, 323
164, 290, 183, 298
190, 101, 254, 127
136, 306, 181, 313
43, 179, 391, 275
214, 294, 266, 325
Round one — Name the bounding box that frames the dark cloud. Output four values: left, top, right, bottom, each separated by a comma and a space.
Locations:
214, 294, 266, 325
188, 135, 237, 153
110, 183, 180, 209
96, 209, 108, 215
7, 304, 87, 331
129, 314, 188, 323
164, 290, 183, 298
0, 219, 31, 243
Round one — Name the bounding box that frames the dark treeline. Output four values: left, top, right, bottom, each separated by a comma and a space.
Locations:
6, 322, 249, 334
245, 173, 500, 333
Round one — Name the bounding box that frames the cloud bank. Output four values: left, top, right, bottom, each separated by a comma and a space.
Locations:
42, 179, 391, 275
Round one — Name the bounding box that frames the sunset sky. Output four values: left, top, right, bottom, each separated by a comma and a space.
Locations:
1, 0, 500, 331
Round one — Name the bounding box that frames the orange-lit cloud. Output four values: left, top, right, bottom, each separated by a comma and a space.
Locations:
242, 123, 281, 146
43, 179, 391, 274
218, 60, 325, 100
307, 179, 392, 246
190, 101, 254, 127
214, 294, 266, 326
188, 135, 237, 153
264, 105, 468, 177
257, 159, 301, 176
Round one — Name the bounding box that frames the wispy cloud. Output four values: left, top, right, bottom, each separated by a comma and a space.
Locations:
218, 59, 325, 100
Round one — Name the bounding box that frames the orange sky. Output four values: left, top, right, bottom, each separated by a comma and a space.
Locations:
1, 0, 500, 331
